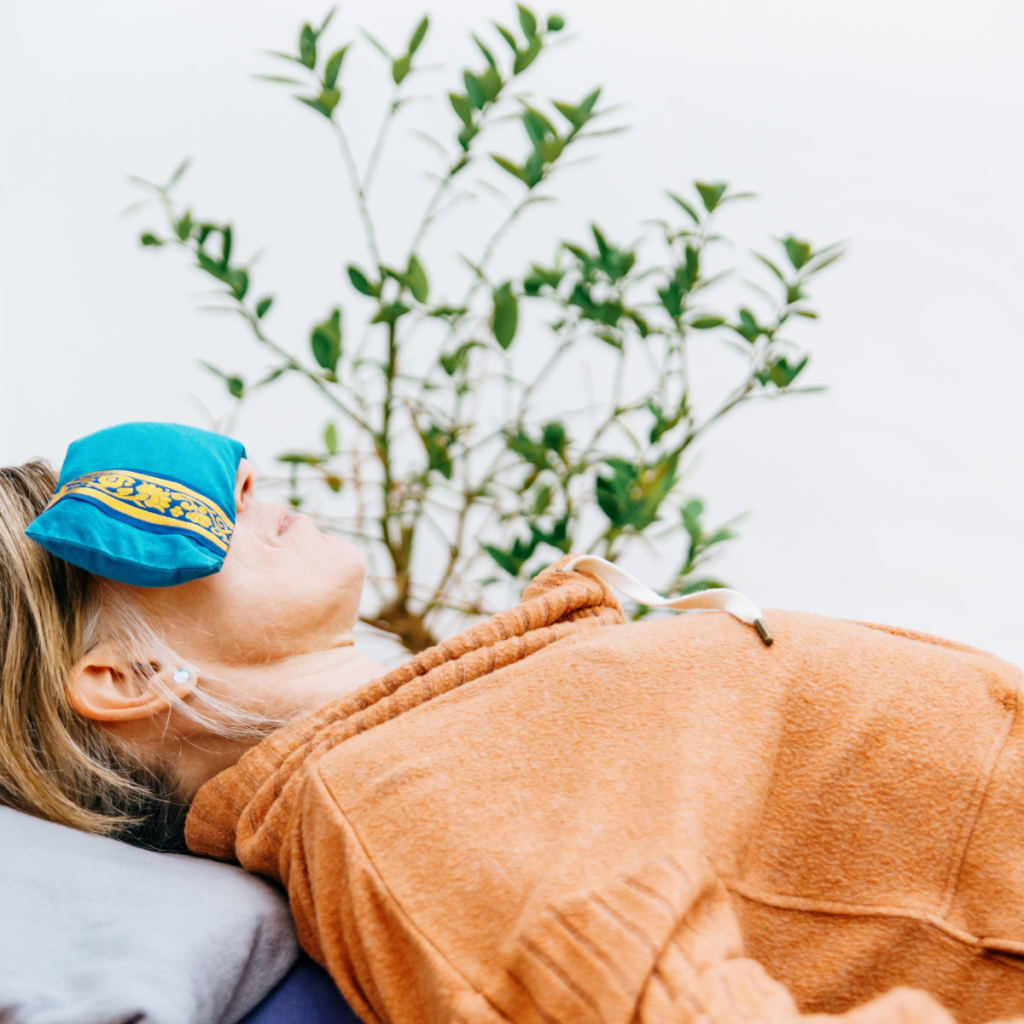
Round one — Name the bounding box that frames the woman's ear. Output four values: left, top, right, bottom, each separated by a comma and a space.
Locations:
234, 458, 256, 515
68, 645, 196, 723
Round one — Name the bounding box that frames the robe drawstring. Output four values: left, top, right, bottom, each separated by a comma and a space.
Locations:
559, 555, 774, 647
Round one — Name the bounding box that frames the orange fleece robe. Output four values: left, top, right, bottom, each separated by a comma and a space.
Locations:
187, 563, 1024, 1024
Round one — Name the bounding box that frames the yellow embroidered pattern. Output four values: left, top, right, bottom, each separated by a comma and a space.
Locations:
45, 471, 233, 553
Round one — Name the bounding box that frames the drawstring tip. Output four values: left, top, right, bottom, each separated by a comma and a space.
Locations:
754, 619, 773, 647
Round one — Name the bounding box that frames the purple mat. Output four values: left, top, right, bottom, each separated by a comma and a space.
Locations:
238, 953, 360, 1024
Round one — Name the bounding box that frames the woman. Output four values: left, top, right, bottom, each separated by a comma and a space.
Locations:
3, 431, 1024, 1024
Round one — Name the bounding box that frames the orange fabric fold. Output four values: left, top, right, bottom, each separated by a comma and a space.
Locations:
187, 562, 1024, 1024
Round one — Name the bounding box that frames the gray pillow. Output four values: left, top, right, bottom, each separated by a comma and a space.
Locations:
0, 806, 298, 1024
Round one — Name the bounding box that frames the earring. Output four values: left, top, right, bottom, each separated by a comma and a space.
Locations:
172, 668, 192, 685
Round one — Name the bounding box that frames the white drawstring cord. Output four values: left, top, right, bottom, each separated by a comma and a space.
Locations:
559, 555, 774, 647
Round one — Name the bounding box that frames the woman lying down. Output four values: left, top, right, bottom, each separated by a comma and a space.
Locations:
3, 421, 1023, 1024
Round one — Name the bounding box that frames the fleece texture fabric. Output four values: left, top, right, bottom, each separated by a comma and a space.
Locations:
187, 560, 1024, 1024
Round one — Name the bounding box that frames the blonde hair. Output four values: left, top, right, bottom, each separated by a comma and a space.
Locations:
0, 460, 272, 848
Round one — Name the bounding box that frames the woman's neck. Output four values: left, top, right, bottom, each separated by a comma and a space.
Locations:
165, 644, 388, 800
229, 644, 388, 720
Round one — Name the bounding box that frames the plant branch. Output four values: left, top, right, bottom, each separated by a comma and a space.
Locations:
331, 120, 382, 267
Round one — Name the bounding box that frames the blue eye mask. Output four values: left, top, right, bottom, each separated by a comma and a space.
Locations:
26, 422, 246, 587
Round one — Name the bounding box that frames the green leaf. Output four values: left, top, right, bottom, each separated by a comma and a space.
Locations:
406, 253, 429, 303
473, 33, 496, 66
392, 54, 412, 84
524, 151, 544, 186
320, 87, 341, 113
428, 304, 469, 319
796, 309, 818, 319
370, 302, 411, 325
255, 296, 274, 319
440, 342, 474, 376
552, 101, 579, 127
596, 455, 679, 533
323, 45, 350, 89
517, 4, 538, 39
532, 484, 552, 515
277, 451, 325, 466
569, 281, 626, 328
464, 70, 486, 109
547, 14, 565, 30
422, 425, 453, 479
168, 158, 191, 186
495, 24, 518, 50
681, 498, 704, 537
310, 308, 342, 373
629, 311, 649, 337
754, 252, 786, 282
491, 154, 529, 183
254, 367, 286, 388
734, 307, 761, 342
757, 355, 809, 388
522, 264, 564, 295
347, 265, 381, 297
297, 95, 335, 118
667, 191, 700, 224
266, 50, 306, 65
197, 251, 226, 280
408, 16, 429, 54
522, 111, 547, 149
690, 316, 725, 330
492, 282, 519, 349
507, 430, 549, 470
806, 251, 845, 276
694, 181, 728, 212
299, 23, 317, 69
449, 92, 473, 127
705, 527, 737, 548
362, 30, 391, 58
324, 421, 338, 455
512, 36, 541, 74
175, 211, 193, 241
578, 87, 601, 116
227, 268, 249, 301
254, 74, 307, 84
140, 232, 162, 246
551, 89, 600, 133
485, 539, 536, 577
219, 225, 232, 267
541, 420, 567, 457
783, 236, 812, 270
658, 282, 682, 319
202, 361, 245, 399
529, 515, 571, 554
479, 65, 502, 102
318, 8, 337, 35
681, 244, 699, 289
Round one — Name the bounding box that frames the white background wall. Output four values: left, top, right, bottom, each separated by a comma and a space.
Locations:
2, 0, 1023, 665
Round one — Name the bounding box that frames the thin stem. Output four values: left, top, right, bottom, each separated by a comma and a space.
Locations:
684, 379, 755, 446
362, 90, 401, 194
409, 162, 462, 255
241, 310, 375, 435
469, 191, 534, 298
331, 120, 382, 267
